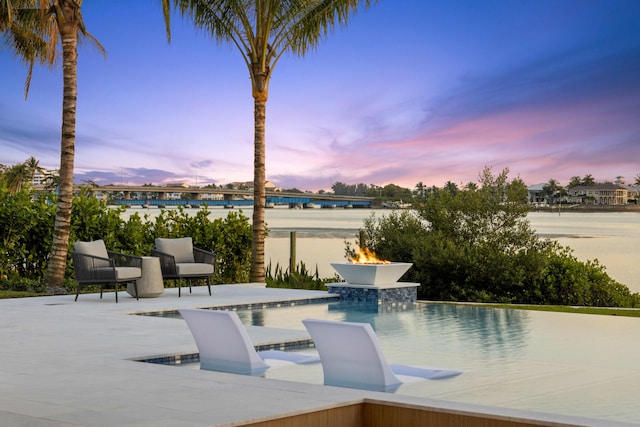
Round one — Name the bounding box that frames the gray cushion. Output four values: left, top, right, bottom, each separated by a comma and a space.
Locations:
115, 267, 142, 281
74, 240, 109, 259
155, 238, 195, 263
176, 263, 214, 277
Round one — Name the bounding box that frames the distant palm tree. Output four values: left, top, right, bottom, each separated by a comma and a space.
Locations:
568, 175, 581, 188
444, 181, 459, 194
3, 162, 29, 193
543, 178, 562, 204
24, 155, 42, 184
582, 174, 595, 186
414, 181, 426, 198
2, 1, 105, 290
634, 173, 640, 186
162, 0, 377, 282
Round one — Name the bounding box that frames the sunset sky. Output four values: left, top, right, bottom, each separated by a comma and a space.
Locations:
1, 0, 639, 191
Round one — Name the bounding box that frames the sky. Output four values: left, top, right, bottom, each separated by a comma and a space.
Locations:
1, 0, 639, 192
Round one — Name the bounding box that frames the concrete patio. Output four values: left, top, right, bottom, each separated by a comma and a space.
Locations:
0, 284, 634, 426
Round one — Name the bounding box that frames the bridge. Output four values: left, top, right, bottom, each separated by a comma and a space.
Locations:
42, 185, 374, 208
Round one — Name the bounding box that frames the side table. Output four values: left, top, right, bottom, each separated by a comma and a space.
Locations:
128, 256, 164, 298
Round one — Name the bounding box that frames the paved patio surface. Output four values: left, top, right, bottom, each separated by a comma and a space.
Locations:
0, 284, 634, 426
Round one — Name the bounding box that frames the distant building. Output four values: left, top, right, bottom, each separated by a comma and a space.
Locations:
566, 183, 628, 205
31, 168, 58, 187
527, 183, 547, 205
229, 180, 282, 192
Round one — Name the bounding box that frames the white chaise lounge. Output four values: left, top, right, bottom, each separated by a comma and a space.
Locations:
179, 309, 319, 375
302, 318, 462, 392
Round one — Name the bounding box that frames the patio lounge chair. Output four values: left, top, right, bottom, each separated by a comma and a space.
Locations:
179, 309, 319, 375
151, 237, 216, 297
72, 240, 142, 303
302, 318, 462, 392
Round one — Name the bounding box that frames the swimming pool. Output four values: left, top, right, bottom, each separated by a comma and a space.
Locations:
170, 302, 640, 424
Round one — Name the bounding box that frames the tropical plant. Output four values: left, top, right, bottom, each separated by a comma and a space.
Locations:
1, 162, 29, 193
568, 175, 582, 188
46, 1, 106, 291
542, 178, 561, 203
634, 173, 640, 186
0, 157, 44, 193
161, 0, 377, 282
3, 1, 106, 291
1, 0, 49, 96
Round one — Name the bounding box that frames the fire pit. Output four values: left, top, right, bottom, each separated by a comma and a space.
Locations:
326, 248, 418, 305
330, 262, 412, 286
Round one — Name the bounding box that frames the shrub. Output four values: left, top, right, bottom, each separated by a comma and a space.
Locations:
0, 185, 55, 282
356, 167, 640, 307
266, 261, 337, 291
0, 188, 254, 289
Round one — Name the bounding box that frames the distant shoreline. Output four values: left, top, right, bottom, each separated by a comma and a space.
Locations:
532, 205, 640, 213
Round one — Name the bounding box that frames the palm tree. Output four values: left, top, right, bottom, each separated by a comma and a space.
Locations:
3, 162, 29, 193
567, 175, 581, 188
24, 155, 42, 184
444, 181, 459, 195
634, 173, 640, 186
45, 1, 106, 291
3, 1, 105, 290
1, 0, 50, 97
162, 0, 377, 282
582, 174, 595, 186
2, 157, 42, 192
543, 178, 561, 204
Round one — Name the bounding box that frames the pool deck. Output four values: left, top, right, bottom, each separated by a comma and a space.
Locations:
0, 284, 635, 427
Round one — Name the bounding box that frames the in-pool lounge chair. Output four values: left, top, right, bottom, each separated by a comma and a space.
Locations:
72, 239, 142, 303
151, 237, 216, 297
302, 318, 462, 392
179, 309, 319, 375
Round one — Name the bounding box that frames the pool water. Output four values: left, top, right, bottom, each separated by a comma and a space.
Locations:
230, 302, 640, 424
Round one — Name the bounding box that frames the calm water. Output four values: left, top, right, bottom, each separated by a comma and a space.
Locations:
234, 302, 640, 424
121, 207, 640, 292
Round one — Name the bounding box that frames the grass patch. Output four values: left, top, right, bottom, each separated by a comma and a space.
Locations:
0, 290, 46, 298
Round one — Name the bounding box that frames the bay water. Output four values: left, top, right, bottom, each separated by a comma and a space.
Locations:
121, 207, 640, 293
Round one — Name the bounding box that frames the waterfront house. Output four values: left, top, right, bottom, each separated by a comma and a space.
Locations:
527, 183, 547, 205
566, 183, 629, 205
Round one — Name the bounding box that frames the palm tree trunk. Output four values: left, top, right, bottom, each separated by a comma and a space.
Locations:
250, 95, 267, 283
44, 5, 78, 291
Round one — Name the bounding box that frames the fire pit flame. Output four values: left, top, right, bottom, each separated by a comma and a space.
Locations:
350, 247, 390, 264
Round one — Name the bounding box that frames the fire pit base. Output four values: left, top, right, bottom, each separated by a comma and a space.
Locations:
325, 282, 418, 304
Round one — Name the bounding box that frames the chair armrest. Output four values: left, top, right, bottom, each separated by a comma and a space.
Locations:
194, 247, 217, 271
151, 248, 178, 277
71, 251, 115, 282
107, 250, 142, 268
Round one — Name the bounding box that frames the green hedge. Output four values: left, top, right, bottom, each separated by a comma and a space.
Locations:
0, 186, 253, 289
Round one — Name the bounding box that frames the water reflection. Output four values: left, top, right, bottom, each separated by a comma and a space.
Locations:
243, 302, 531, 361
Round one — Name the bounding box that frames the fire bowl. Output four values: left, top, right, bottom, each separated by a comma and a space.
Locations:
330, 262, 412, 286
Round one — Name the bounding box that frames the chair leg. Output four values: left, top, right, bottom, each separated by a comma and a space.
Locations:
75, 284, 80, 301
115, 283, 118, 303
132, 282, 139, 300
207, 277, 211, 296
189, 279, 193, 294
178, 280, 181, 297
100, 285, 103, 299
